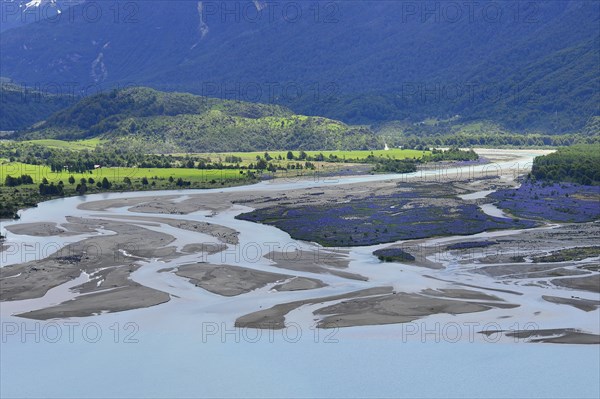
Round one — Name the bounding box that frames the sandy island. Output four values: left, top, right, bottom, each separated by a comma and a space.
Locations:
175, 263, 326, 297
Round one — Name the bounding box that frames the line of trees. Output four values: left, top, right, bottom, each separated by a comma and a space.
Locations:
4, 174, 34, 187
38, 181, 64, 196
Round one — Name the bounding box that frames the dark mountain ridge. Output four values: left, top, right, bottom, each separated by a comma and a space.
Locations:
1, 0, 598, 132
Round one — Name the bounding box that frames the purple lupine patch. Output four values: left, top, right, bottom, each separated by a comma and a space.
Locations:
490, 182, 600, 223
237, 188, 540, 247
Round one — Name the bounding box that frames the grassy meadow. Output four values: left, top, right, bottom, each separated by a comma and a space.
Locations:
21, 138, 104, 150
0, 161, 251, 185
188, 148, 429, 165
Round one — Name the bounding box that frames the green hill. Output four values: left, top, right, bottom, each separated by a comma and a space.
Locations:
19, 87, 380, 152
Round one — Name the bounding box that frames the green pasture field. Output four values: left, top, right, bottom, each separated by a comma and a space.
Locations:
22, 138, 104, 150
187, 149, 430, 164
0, 161, 250, 185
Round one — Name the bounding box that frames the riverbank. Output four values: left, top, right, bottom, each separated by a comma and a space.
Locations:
0, 174, 259, 220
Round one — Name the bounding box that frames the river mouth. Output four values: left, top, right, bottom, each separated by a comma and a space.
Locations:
0, 148, 598, 345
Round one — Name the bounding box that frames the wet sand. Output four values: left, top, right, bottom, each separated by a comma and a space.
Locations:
552, 275, 600, 294
542, 295, 600, 312
273, 277, 326, 291
77, 195, 181, 211
1, 217, 177, 304
18, 285, 170, 320
5, 222, 79, 237
480, 329, 600, 345
97, 214, 240, 245
314, 290, 518, 328
265, 250, 367, 281
174, 263, 326, 297
235, 287, 393, 329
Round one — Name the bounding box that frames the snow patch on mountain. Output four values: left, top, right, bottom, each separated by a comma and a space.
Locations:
197, 1, 210, 39
253, 0, 267, 11
24, 0, 43, 9
91, 47, 108, 83
23, 0, 57, 11
191, 1, 210, 49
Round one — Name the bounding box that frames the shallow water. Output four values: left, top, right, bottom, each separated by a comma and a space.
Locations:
480, 203, 510, 218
